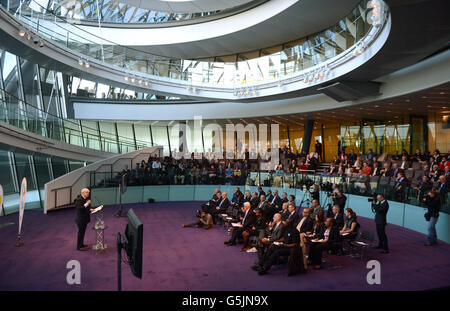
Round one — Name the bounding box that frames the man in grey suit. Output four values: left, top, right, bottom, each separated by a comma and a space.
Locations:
253, 213, 285, 266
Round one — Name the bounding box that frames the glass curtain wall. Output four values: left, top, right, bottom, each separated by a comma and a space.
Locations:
0, 146, 89, 215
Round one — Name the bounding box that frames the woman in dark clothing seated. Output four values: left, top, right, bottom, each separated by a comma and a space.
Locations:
340, 208, 359, 240
304, 211, 326, 242
308, 218, 341, 269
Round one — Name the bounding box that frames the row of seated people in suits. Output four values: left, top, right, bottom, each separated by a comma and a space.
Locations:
200, 187, 297, 224
218, 195, 360, 275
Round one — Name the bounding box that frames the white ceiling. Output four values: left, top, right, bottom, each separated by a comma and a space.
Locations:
118, 0, 254, 13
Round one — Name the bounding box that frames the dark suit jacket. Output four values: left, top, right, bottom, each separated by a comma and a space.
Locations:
311, 223, 326, 240
75, 195, 91, 225
296, 216, 314, 233
372, 200, 389, 225
287, 211, 300, 227
250, 197, 259, 209
268, 195, 283, 210
267, 222, 285, 243
333, 212, 345, 229
217, 197, 230, 212
241, 210, 257, 229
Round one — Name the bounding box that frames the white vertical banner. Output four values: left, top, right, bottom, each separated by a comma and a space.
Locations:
18, 178, 27, 236
0, 185, 3, 216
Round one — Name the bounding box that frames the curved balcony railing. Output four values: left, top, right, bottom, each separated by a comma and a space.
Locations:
2, 0, 389, 93
0, 89, 154, 153
5, 0, 226, 24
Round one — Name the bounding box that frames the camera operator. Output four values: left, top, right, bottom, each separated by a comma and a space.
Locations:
328, 188, 347, 218
183, 210, 213, 230
307, 184, 320, 204
371, 194, 390, 254
423, 190, 440, 246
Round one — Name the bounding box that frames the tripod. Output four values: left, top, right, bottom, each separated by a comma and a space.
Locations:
298, 185, 311, 209
115, 174, 128, 217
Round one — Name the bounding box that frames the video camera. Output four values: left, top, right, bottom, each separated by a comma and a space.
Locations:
368, 193, 378, 202
299, 178, 314, 189
320, 181, 334, 193
196, 209, 202, 218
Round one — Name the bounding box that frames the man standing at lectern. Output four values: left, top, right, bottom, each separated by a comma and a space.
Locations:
75, 188, 93, 251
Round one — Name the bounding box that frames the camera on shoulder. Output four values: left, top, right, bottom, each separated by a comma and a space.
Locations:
368, 194, 378, 202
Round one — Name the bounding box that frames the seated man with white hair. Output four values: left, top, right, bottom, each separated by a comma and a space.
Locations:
224, 202, 256, 246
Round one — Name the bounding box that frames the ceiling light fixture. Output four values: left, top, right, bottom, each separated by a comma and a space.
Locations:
18, 28, 26, 37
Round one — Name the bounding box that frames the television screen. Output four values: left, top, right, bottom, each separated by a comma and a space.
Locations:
124, 209, 143, 279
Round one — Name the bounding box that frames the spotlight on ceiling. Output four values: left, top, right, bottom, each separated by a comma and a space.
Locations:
124, 76, 129, 81
84, 61, 90, 68
26, 33, 32, 41
78, 58, 84, 66
144, 81, 149, 86
18, 28, 26, 37
130, 77, 136, 83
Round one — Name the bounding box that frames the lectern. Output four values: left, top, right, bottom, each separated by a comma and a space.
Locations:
92, 205, 107, 252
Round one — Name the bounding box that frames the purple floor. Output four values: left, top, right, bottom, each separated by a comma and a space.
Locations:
0, 201, 449, 291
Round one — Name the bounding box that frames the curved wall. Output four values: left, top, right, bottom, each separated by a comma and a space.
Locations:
91, 185, 450, 244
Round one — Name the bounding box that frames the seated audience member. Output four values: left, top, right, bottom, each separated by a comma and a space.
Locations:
255, 213, 285, 263
281, 192, 289, 204
255, 218, 303, 276
250, 192, 259, 209
212, 192, 230, 223
434, 175, 449, 196
444, 166, 450, 182
224, 202, 256, 247
257, 186, 266, 198
304, 212, 326, 243
202, 190, 221, 212
297, 160, 309, 172
360, 162, 372, 176
183, 210, 213, 230
380, 162, 393, 177
394, 172, 408, 201
266, 190, 274, 203
288, 195, 296, 207
412, 148, 426, 163
390, 150, 401, 161
400, 155, 410, 170
268, 189, 283, 212
430, 164, 442, 182
296, 207, 315, 234
243, 190, 252, 203
285, 203, 300, 227
372, 161, 382, 176
340, 208, 359, 239
310, 199, 324, 220
415, 175, 433, 198
392, 162, 404, 179
280, 202, 290, 221
231, 187, 244, 207
331, 205, 344, 230
256, 194, 270, 220
241, 208, 266, 252
308, 218, 341, 269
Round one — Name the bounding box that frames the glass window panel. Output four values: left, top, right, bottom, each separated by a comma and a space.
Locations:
151, 126, 169, 156
14, 153, 36, 191
0, 149, 16, 194
98, 121, 119, 153
52, 157, 68, 178
33, 155, 51, 188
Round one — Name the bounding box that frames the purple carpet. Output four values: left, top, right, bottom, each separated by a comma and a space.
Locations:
0, 201, 449, 291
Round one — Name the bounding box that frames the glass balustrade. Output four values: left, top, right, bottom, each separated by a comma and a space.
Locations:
89, 170, 450, 214
1, 0, 389, 89
0, 89, 153, 153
